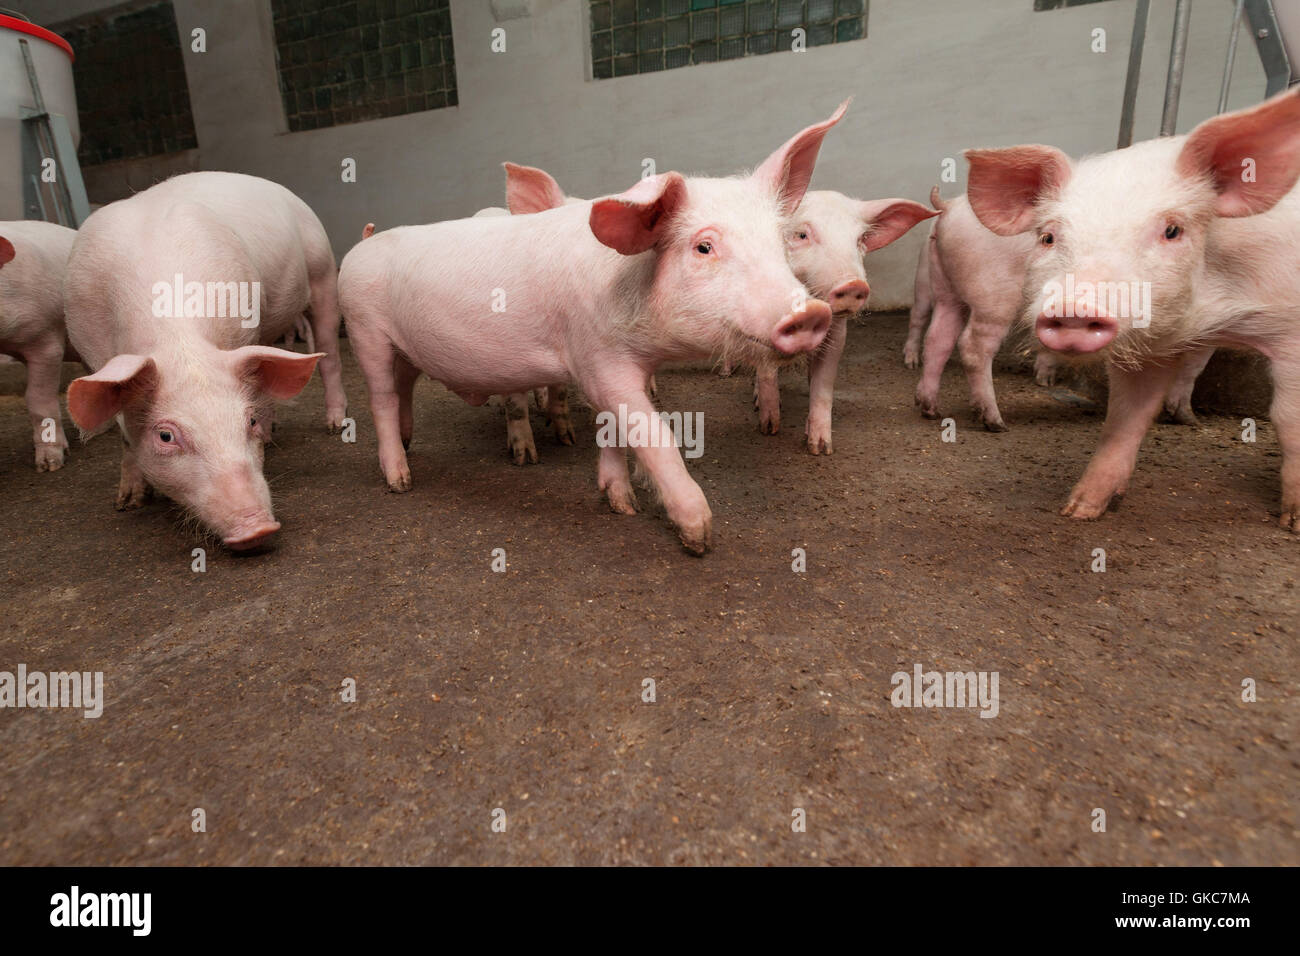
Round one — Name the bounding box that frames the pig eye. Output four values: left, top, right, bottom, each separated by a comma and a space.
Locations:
695, 240, 714, 255
1164, 223, 1182, 241
249, 417, 257, 428
1039, 231, 1054, 246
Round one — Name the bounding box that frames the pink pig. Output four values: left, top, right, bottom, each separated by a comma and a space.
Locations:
907, 187, 1213, 430
963, 88, 1300, 529
0, 221, 76, 471
339, 104, 849, 553
62, 171, 346, 550
756, 190, 935, 452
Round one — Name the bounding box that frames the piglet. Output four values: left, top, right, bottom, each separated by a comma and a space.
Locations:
0, 221, 76, 471
63, 171, 342, 550
908, 188, 1212, 430
758, 190, 935, 452
963, 87, 1300, 529
339, 104, 849, 553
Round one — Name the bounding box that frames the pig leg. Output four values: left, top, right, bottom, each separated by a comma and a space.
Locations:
957, 310, 1010, 432
349, 322, 411, 492
589, 374, 710, 553
307, 273, 348, 432
754, 366, 781, 434
903, 263, 932, 370
598, 443, 638, 515
806, 315, 847, 455
1034, 351, 1060, 387
395, 355, 419, 450
1162, 346, 1214, 426
915, 298, 963, 419
545, 383, 575, 445
21, 336, 67, 472
1271, 355, 1300, 532
115, 434, 152, 510
504, 392, 539, 465
1061, 361, 1179, 520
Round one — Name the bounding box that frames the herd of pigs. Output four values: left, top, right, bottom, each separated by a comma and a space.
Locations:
1, 90, 1298, 556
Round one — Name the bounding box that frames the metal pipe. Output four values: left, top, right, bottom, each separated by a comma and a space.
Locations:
1118, 0, 1150, 148
1219, 0, 1246, 113
1161, 0, 1194, 136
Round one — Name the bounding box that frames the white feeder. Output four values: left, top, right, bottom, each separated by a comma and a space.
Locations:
0, 12, 83, 223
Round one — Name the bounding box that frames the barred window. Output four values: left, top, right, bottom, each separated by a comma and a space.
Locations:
54, 2, 199, 165
270, 0, 457, 132
589, 0, 868, 80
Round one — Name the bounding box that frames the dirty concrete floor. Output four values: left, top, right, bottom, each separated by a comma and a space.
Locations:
0, 312, 1294, 866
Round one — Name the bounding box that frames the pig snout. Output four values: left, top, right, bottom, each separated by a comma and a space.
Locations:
828, 279, 870, 315
207, 467, 280, 550
1035, 306, 1118, 355
771, 300, 832, 356
223, 516, 282, 551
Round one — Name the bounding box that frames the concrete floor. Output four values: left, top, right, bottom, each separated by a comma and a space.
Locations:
0, 313, 1295, 865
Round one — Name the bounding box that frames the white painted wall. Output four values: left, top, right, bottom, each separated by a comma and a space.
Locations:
12, 0, 1273, 306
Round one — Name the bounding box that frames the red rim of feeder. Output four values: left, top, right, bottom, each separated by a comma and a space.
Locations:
0, 13, 74, 62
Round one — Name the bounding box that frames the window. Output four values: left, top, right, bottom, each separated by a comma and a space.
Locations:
54, 2, 199, 166
589, 0, 868, 79
270, 0, 457, 132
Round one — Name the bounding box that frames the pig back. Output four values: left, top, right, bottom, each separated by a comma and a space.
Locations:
0, 220, 76, 349
65, 172, 321, 368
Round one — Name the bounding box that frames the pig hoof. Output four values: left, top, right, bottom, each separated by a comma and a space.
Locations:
983, 419, 1008, 433
509, 437, 539, 466
1164, 403, 1199, 426
115, 484, 152, 511
1061, 491, 1115, 520
35, 447, 65, 472
553, 418, 576, 446
385, 469, 412, 493
758, 409, 780, 434
806, 424, 833, 455
1279, 505, 1299, 532
718, 363, 734, 378
903, 347, 920, 369
605, 483, 639, 515
677, 517, 713, 556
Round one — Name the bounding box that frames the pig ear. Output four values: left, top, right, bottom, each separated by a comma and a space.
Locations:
1176, 87, 1300, 218
858, 199, 939, 253
0, 237, 13, 267
232, 346, 323, 400
67, 354, 158, 431
504, 162, 567, 215
753, 99, 850, 213
589, 172, 688, 255
965, 145, 1072, 236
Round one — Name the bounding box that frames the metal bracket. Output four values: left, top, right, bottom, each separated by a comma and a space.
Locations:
17, 36, 90, 226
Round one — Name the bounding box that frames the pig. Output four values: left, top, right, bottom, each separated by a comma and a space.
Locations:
0, 220, 77, 471
961, 87, 1300, 529
62, 171, 344, 550
907, 188, 1213, 430
755, 190, 936, 452
338, 103, 849, 553
471, 163, 584, 465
